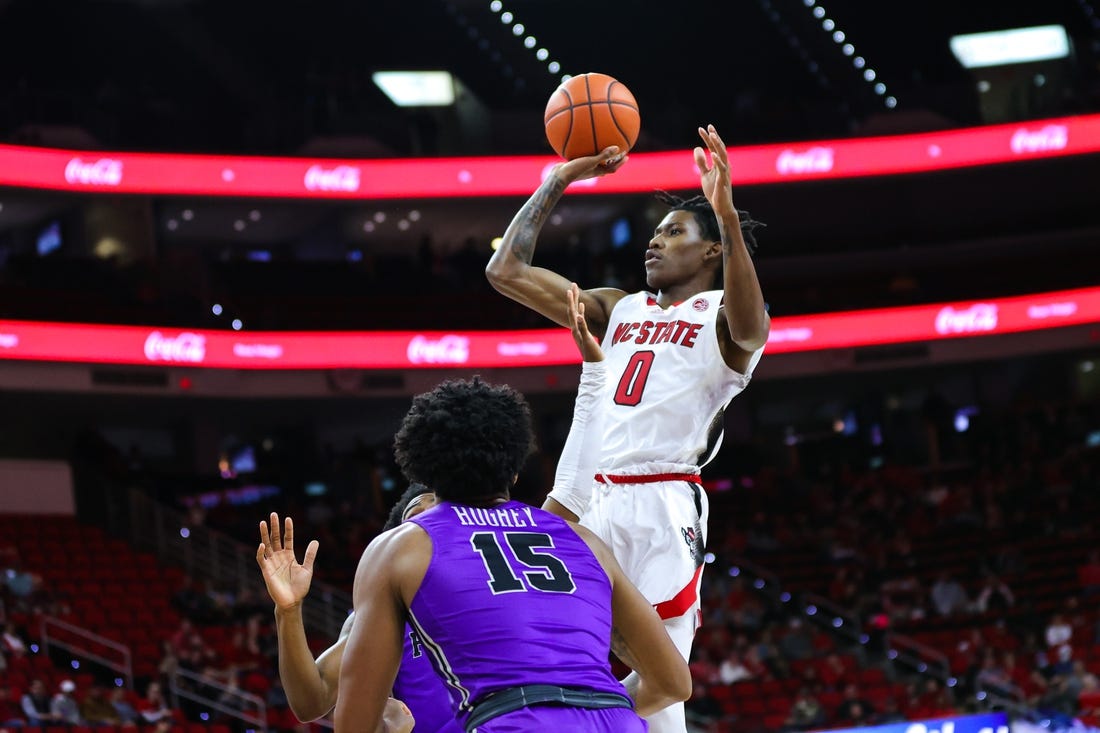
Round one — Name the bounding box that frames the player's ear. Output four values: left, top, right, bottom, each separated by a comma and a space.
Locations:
703, 239, 722, 262
513, 473, 519, 485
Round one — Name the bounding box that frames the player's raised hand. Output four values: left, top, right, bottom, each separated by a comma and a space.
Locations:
567, 283, 603, 362
553, 146, 628, 183
256, 513, 319, 611
694, 124, 737, 219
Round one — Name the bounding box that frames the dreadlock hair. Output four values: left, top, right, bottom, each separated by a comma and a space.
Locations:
383, 482, 432, 532
394, 376, 536, 503
654, 191, 765, 255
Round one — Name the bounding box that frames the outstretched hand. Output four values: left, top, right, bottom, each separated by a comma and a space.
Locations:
553, 146, 628, 184
693, 124, 737, 219
567, 283, 603, 362
256, 513, 319, 611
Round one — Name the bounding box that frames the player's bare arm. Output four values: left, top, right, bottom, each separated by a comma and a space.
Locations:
486, 147, 628, 338
335, 526, 428, 733
571, 523, 693, 716
695, 124, 770, 372
257, 514, 340, 722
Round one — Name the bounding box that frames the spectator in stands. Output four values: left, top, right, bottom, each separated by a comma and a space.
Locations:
1, 623, 27, 658
930, 572, 970, 616
136, 681, 175, 725
819, 654, 851, 691
21, 678, 63, 725
834, 683, 876, 726
3, 562, 35, 605
51, 679, 83, 724
109, 687, 140, 725
718, 648, 753, 685
80, 685, 121, 725
975, 651, 1019, 697
873, 697, 906, 725
778, 617, 814, 661
1045, 613, 1073, 648
880, 573, 926, 621
974, 573, 1015, 613
783, 687, 826, 732
0, 686, 26, 727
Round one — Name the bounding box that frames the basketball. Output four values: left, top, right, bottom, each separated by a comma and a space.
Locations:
544, 72, 641, 161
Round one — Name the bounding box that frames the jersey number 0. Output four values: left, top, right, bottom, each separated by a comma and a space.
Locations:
614, 351, 656, 406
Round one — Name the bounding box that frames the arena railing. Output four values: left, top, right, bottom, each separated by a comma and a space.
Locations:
106, 487, 351, 643
168, 666, 266, 730
40, 614, 134, 690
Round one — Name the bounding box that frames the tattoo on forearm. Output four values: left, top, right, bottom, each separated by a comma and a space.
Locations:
718, 220, 733, 258
511, 177, 567, 264
610, 626, 640, 671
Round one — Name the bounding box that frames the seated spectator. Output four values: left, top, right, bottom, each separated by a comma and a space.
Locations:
818, 653, 848, 690
874, 697, 906, 725
20, 678, 63, 725
718, 649, 753, 685
784, 687, 826, 732
51, 679, 83, 724
136, 681, 175, 724
1045, 613, 1073, 648
834, 683, 876, 727
1, 624, 27, 658
779, 617, 814, 661
109, 687, 140, 725
81, 685, 121, 725
930, 572, 970, 616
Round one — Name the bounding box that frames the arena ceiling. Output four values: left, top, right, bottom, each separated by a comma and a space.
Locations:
0, 0, 1098, 262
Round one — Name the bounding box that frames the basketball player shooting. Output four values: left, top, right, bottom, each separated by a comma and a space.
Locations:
486, 123, 770, 733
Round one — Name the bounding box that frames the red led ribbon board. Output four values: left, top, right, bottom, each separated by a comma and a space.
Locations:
0, 115, 1097, 198
0, 286, 1097, 370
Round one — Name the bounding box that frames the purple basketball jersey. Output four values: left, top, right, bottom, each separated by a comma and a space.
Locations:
407, 501, 634, 728
392, 623, 460, 733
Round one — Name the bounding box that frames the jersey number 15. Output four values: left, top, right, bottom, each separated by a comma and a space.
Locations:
471, 531, 576, 595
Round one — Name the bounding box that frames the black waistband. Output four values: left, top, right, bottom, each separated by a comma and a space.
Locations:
464, 684, 633, 731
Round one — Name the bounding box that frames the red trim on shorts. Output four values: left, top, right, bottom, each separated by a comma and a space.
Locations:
654, 564, 704, 620
595, 472, 701, 484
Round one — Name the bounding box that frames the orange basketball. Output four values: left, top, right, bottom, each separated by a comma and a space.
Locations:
544, 72, 640, 161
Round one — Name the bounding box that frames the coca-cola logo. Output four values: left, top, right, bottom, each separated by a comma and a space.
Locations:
304, 165, 361, 192
64, 157, 123, 186
144, 331, 207, 363
407, 335, 470, 365
776, 147, 834, 175
1010, 125, 1068, 154
935, 304, 998, 335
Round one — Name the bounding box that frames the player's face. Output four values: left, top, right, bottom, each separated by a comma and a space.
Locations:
644, 210, 710, 289
401, 493, 439, 521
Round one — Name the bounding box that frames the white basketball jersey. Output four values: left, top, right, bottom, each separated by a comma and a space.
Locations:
597, 290, 764, 472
